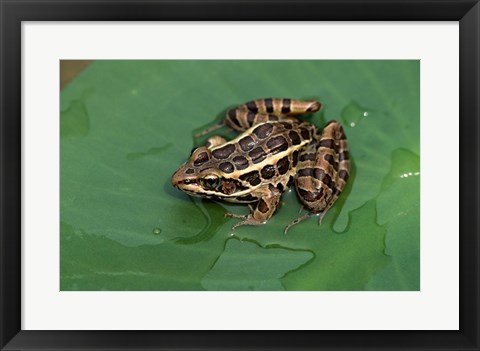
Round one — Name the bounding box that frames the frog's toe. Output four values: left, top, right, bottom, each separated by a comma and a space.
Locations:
231, 217, 266, 230
284, 212, 314, 234
225, 212, 246, 219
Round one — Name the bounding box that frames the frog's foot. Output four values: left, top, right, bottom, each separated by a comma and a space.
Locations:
231, 216, 267, 230
225, 212, 247, 220
298, 204, 304, 215
194, 121, 225, 138
317, 210, 328, 225
284, 212, 315, 235
317, 199, 337, 225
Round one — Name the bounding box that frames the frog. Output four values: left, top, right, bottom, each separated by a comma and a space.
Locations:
171, 98, 349, 233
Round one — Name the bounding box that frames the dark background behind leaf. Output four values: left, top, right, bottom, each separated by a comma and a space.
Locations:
60, 60, 420, 291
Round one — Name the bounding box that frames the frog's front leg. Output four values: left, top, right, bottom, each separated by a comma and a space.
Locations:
226, 185, 282, 230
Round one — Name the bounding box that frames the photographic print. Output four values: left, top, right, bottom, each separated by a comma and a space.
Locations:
60, 60, 420, 291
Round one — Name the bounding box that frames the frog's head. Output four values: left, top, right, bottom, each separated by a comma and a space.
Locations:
172, 146, 245, 199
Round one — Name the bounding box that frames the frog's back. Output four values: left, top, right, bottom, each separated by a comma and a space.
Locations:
209, 121, 315, 174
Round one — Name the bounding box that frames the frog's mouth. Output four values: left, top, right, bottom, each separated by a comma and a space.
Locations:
171, 175, 198, 191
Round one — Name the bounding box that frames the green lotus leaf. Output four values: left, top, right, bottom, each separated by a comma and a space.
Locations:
60, 60, 419, 291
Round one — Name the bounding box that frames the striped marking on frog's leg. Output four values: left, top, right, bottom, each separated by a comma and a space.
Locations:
324, 120, 350, 205
225, 109, 282, 132
225, 98, 322, 131
226, 185, 282, 229
244, 98, 321, 116
196, 98, 322, 137
288, 120, 349, 233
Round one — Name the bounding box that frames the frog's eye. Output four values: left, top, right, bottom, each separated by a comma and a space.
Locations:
200, 174, 221, 190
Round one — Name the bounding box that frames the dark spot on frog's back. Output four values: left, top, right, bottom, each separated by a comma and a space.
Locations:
240, 170, 261, 186
248, 147, 267, 164
288, 130, 301, 145
280, 122, 293, 130
300, 127, 311, 140
277, 156, 290, 175
212, 144, 235, 159
260, 164, 276, 179
233, 155, 249, 170
219, 161, 234, 173
193, 151, 210, 166
266, 136, 288, 154
253, 123, 273, 139
239, 135, 255, 151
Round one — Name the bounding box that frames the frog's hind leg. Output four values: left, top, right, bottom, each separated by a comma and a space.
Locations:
225, 98, 322, 132
293, 121, 349, 231
240, 98, 321, 116
315, 120, 350, 220
196, 98, 322, 137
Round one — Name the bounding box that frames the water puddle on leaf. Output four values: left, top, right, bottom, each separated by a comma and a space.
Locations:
380, 148, 420, 191
126, 143, 172, 160
340, 101, 371, 128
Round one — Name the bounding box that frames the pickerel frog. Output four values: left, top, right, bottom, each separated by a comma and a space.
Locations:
171, 98, 350, 233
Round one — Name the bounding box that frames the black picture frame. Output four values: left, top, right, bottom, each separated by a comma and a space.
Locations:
1, 1, 479, 350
